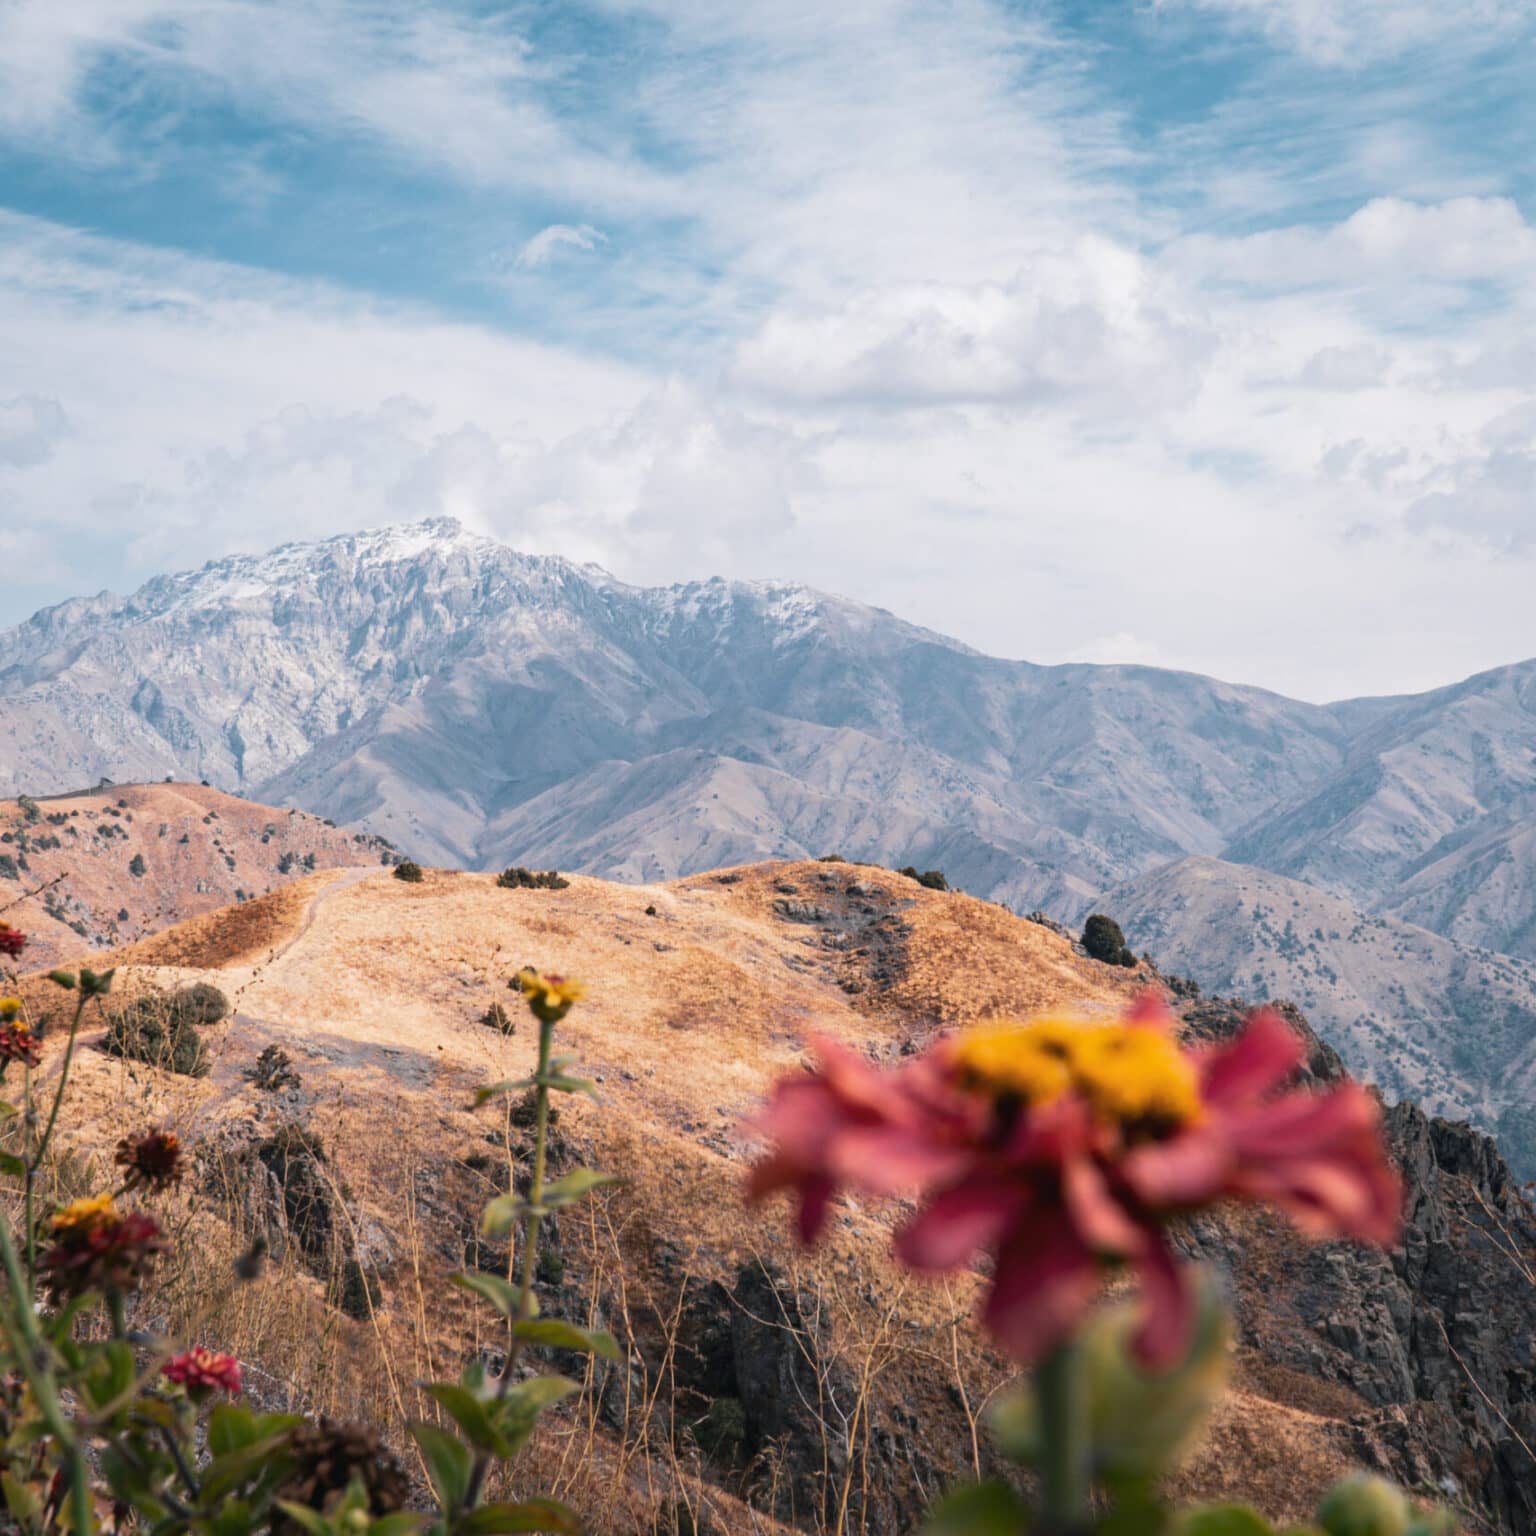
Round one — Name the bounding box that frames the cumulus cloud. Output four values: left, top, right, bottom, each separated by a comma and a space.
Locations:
1171, 198, 1536, 301
731, 238, 1213, 413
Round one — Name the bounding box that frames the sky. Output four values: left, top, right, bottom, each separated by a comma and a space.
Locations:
1, 0, 1533, 703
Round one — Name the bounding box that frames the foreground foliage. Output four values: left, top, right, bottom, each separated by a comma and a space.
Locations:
1, 913, 610, 1534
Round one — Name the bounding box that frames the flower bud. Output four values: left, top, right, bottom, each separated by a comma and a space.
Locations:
1317, 1475, 1410, 1536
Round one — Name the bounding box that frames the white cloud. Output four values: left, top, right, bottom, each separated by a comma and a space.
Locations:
515, 224, 607, 270
1, 2, 1535, 700
0, 395, 69, 468
730, 237, 1214, 413
1153, 0, 1531, 64
1170, 198, 1536, 303
0, 1, 677, 207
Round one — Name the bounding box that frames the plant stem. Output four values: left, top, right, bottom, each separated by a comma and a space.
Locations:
461, 1013, 556, 1516
26, 991, 90, 1281
0, 1212, 93, 1536
1036, 1341, 1090, 1532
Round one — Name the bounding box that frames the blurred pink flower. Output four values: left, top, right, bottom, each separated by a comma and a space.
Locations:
748, 999, 1400, 1367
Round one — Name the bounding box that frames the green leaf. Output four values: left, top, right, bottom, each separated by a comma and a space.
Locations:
538, 1168, 621, 1208
273, 1504, 330, 1536
205, 1499, 259, 1536
409, 1421, 472, 1512
201, 1432, 297, 1503
450, 1270, 524, 1316
79, 1339, 137, 1415
0, 1099, 18, 1120
919, 1480, 1032, 1535
424, 1383, 501, 1453
481, 1193, 525, 1237
539, 1073, 596, 1098
1, 1470, 42, 1522
1177, 1506, 1277, 1536
504, 1374, 579, 1416
370, 1517, 431, 1536
474, 1077, 537, 1106
460, 1498, 583, 1534
513, 1319, 621, 1360
0, 1152, 24, 1177
207, 1403, 258, 1457
46, 969, 76, 991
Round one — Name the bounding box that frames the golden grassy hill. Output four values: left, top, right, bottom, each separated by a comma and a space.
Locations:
11, 858, 1369, 1533
0, 781, 392, 966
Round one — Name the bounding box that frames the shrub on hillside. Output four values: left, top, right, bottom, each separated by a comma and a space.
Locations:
479, 1000, 515, 1035
1080, 912, 1138, 968
128, 852, 147, 878
245, 1042, 301, 1093
177, 980, 230, 1025
495, 865, 570, 890
898, 865, 949, 891
101, 993, 210, 1077
392, 859, 424, 883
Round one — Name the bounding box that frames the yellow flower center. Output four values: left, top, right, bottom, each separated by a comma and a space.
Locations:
50, 1194, 117, 1234
0, 997, 22, 1020
949, 1012, 1202, 1136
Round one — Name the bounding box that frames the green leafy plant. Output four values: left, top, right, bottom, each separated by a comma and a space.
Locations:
393, 861, 425, 884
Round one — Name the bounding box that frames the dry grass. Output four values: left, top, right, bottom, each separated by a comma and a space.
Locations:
6, 858, 1372, 1531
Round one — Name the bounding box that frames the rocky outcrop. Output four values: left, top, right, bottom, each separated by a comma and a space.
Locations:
1182, 999, 1536, 1534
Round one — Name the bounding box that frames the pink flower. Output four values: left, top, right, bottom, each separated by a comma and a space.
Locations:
163, 1346, 243, 1397
747, 999, 1401, 1368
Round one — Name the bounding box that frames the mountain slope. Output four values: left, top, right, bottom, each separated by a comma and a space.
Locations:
0, 781, 393, 967
0, 519, 1353, 913
1223, 660, 1536, 955
1106, 857, 1536, 1135
12, 863, 1530, 1532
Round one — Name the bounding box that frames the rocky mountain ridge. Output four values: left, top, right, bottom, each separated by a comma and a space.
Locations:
5, 518, 1536, 1162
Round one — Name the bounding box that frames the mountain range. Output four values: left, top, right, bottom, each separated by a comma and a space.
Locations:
3, 517, 1534, 1147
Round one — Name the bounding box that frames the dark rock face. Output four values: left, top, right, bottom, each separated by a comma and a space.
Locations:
1182, 998, 1536, 1534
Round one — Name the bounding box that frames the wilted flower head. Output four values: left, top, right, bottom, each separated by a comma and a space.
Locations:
0, 922, 26, 959
748, 997, 1400, 1368
163, 1346, 242, 1397
0, 1010, 41, 1070
41, 1196, 164, 1299
115, 1128, 184, 1192
515, 969, 586, 1025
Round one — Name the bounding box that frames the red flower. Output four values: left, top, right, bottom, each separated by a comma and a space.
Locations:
163, 1346, 242, 1397
0, 1021, 41, 1070
0, 923, 26, 959
747, 999, 1400, 1368
40, 1198, 165, 1300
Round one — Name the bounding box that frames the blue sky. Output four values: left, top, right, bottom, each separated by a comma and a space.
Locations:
1, 0, 1533, 700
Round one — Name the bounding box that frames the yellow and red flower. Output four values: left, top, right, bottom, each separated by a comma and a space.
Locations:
40, 1195, 165, 1299
0, 1004, 41, 1070
163, 1346, 242, 1397
747, 998, 1400, 1368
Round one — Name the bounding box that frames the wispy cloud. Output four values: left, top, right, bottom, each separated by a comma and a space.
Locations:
1, 1, 1534, 699
515, 224, 607, 269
